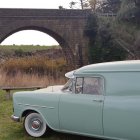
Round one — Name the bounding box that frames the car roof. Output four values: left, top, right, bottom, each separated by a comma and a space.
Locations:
74, 60, 140, 75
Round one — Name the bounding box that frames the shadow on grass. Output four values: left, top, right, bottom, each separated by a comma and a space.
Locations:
44, 130, 102, 140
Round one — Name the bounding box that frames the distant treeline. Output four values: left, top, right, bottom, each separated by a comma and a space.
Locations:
0, 45, 60, 52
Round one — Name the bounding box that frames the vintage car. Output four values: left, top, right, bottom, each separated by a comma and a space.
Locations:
11, 60, 140, 139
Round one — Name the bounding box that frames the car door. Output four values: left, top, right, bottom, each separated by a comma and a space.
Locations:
59, 76, 104, 136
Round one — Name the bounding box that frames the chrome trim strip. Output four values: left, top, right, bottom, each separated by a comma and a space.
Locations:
84, 70, 140, 73
18, 103, 55, 109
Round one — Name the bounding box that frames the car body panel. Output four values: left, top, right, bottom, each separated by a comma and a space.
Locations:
104, 95, 140, 140
13, 91, 61, 129
59, 93, 104, 135
102, 72, 140, 140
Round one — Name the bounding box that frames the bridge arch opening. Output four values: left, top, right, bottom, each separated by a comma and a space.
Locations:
0, 26, 74, 65
1, 30, 59, 46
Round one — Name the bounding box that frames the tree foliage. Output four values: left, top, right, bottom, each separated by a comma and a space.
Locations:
96, 0, 121, 13
85, 15, 127, 64
69, 0, 121, 13
88, 0, 102, 11
69, 0, 102, 11
118, 0, 140, 24
69, 0, 90, 9
93, 24, 127, 63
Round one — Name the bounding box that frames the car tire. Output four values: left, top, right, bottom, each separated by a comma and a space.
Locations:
24, 112, 47, 137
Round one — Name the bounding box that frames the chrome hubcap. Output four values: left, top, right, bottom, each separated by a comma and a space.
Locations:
31, 120, 41, 131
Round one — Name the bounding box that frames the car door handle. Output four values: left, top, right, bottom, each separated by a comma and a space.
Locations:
92, 99, 103, 103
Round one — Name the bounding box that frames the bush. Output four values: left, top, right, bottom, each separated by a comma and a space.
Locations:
117, 0, 140, 24
14, 49, 24, 57
93, 24, 127, 63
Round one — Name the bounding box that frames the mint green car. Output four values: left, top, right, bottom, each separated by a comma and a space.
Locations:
11, 60, 140, 139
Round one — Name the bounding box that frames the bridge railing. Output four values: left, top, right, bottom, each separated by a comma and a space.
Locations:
96, 13, 117, 17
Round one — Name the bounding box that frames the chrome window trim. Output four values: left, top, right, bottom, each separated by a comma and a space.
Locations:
74, 75, 105, 95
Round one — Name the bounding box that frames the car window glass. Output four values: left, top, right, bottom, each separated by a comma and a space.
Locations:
75, 77, 103, 95
83, 77, 103, 95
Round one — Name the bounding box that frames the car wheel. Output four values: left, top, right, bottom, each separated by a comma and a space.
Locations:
24, 112, 47, 137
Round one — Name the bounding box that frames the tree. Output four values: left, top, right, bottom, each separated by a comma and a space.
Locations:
118, 0, 140, 24
59, 6, 65, 9
69, 1, 77, 9
97, 0, 121, 13
69, 0, 90, 9
69, 0, 103, 11
89, 0, 103, 11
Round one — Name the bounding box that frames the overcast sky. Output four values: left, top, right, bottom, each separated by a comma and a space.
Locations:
0, 0, 72, 9
1, 0, 72, 46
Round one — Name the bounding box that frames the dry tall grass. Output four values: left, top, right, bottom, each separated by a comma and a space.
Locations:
0, 70, 66, 87
0, 53, 72, 87
1, 56, 67, 76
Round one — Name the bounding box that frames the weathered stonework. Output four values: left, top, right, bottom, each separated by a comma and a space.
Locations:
0, 8, 91, 67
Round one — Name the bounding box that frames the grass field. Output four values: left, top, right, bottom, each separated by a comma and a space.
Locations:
0, 45, 60, 52
0, 90, 97, 140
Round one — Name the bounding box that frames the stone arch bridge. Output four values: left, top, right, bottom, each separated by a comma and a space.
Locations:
0, 8, 91, 67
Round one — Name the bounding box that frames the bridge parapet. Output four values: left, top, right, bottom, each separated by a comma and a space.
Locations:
0, 8, 91, 18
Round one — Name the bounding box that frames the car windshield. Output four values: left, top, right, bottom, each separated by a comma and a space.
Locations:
62, 78, 73, 93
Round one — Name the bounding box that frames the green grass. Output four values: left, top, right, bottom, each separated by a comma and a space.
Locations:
0, 45, 60, 52
0, 90, 97, 140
